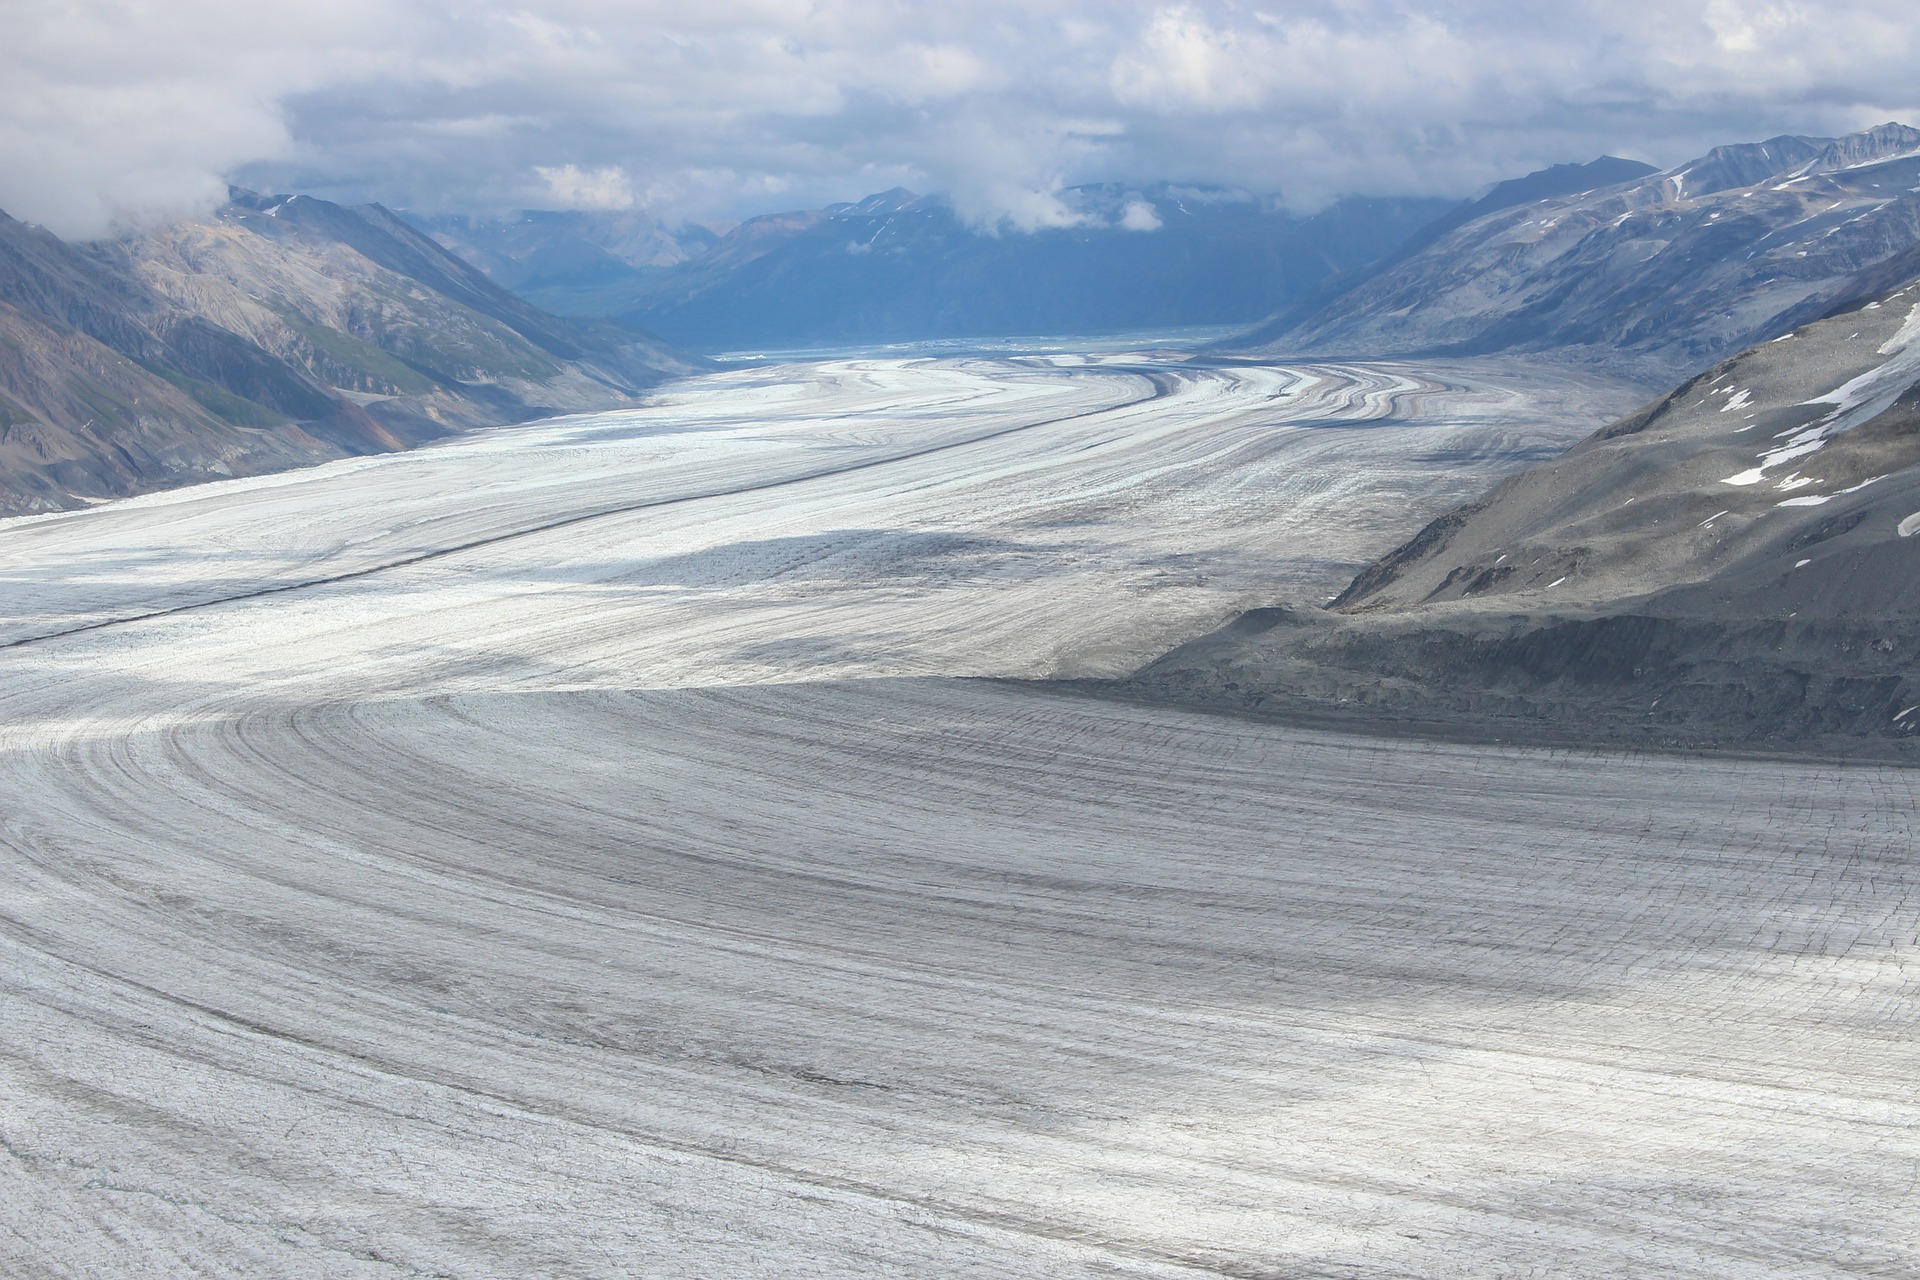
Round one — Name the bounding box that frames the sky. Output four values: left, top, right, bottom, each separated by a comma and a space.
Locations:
3, 0, 1918, 240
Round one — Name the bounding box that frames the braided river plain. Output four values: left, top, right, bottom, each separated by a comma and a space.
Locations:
2, 348, 1916, 1277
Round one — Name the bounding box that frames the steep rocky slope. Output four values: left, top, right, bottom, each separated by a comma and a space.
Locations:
1250, 124, 1920, 386
1249, 156, 1660, 339
0, 193, 699, 515
1130, 256, 1920, 756
0, 294, 337, 510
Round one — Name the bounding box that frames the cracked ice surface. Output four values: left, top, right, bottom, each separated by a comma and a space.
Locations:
1, 352, 1915, 1279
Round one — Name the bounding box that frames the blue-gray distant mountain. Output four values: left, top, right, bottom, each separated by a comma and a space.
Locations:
634, 186, 1463, 348
0, 191, 698, 514
423, 186, 1455, 350
1251, 123, 1920, 385
1254, 156, 1660, 332
408, 208, 723, 313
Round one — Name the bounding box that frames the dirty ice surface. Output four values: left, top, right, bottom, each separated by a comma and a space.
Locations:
3, 351, 1916, 1279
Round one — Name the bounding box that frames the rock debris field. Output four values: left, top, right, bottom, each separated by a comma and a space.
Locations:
1, 349, 1915, 1278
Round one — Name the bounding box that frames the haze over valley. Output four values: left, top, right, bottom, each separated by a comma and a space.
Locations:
413, 186, 1454, 348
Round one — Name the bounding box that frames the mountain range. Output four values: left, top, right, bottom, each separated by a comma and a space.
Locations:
0, 191, 698, 515
1133, 218, 1920, 755
1248, 123, 1920, 386
419, 125, 1920, 377
418, 186, 1456, 349
12, 118, 1920, 571
407, 208, 724, 313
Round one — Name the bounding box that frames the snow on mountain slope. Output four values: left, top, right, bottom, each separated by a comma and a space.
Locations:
1256, 123, 1920, 385
1137, 257, 1920, 752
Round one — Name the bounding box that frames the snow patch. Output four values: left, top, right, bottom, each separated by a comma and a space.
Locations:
1723, 301, 1920, 486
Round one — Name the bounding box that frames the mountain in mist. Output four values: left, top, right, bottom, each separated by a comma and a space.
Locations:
1248, 123, 1920, 385
407, 208, 725, 314
423, 185, 1456, 350
0, 191, 698, 515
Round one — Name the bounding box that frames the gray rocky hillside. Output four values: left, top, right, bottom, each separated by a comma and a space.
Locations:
0, 192, 700, 516
1247, 124, 1920, 387
1130, 253, 1920, 757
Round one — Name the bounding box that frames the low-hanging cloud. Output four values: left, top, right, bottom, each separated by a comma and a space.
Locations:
3, 0, 1918, 240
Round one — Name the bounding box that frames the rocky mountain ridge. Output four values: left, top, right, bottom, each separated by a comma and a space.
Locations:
1130, 249, 1920, 756
1248, 123, 1920, 386
0, 192, 698, 515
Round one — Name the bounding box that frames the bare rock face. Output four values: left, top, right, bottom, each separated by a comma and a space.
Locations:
0, 193, 702, 515
1250, 124, 1920, 387
1332, 279, 1920, 616
0, 296, 335, 511
1134, 260, 1920, 756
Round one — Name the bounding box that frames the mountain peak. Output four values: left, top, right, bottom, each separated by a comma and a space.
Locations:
1798, 121, 1920, 176
1665, 135, 1830, 198
1665, 122, 1920, 198
826, 188, 926, 217
1255, 123, 1920, 385
1466, 155, 1659, 217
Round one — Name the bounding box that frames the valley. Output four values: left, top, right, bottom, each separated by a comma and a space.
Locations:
9, 0, 1920, 1271
5, 348, 1915, 1278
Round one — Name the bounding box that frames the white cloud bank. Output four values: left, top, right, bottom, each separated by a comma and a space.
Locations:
3, 0, 1917, 238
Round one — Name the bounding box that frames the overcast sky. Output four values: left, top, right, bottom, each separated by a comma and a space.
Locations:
3, 0, 1917, 239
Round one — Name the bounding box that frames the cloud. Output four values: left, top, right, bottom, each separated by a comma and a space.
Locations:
0, 0, 406, 237
1120, 200, 1163, 232
3, 0, 1919, 239
1111, 5, 1284, 113
535, 163, 640, 211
